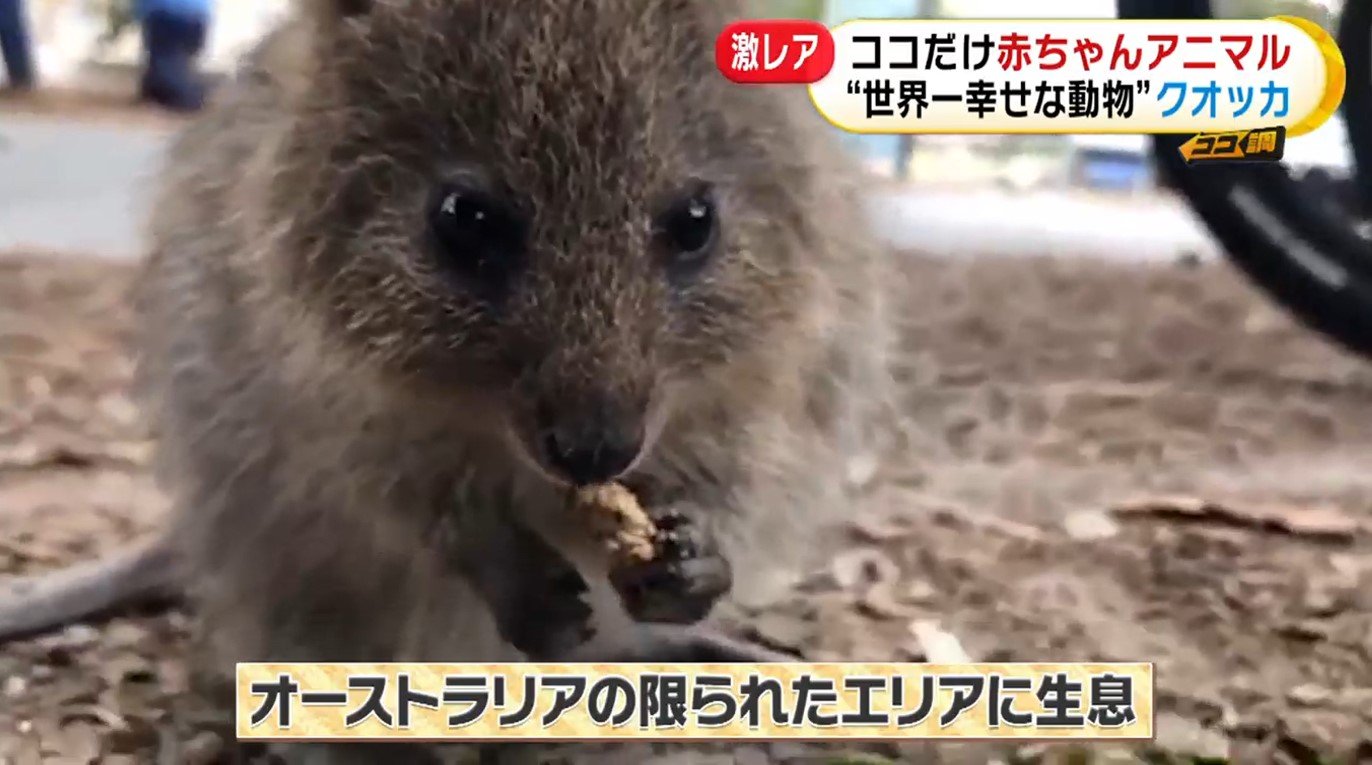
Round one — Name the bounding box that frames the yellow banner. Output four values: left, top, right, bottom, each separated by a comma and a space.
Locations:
807, 18, 1344, 136
236, 662, 1154, 742
1178, 126, 1286, 162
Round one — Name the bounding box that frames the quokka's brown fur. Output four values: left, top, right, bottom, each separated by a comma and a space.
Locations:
4, 0, 900, 759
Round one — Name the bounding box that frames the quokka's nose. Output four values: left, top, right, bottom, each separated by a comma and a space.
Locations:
535, 402, 645, 485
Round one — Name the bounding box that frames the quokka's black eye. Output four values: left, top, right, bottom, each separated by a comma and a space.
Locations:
656, 185, 720, 272
427, 185, 525, 285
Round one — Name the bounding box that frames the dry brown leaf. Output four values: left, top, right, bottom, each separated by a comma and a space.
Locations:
927, 505, 1048, 542
845, 514, 915, 543
100, 653, 157, 688
1289, 684, 1333, 708
103, 669, 169, 725
102, 441, 154, 466
856, 580, 923, 620
908, 619, 973, 664
0, 537, 70, 566
48, 677, 100, 707
829, 547, 899, 592
1112, 495, 1364, 541
102, 622, 151, 652
59, 703, 129, 732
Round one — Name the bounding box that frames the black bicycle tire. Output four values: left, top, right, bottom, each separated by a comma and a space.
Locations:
1339, 0, 1372, 206
1166, 160, 1372, 357
1135, 0, 1372, 284
1115, 0, 1372, 358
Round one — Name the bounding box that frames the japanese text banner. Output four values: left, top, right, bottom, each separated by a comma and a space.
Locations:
801, 18, 1343, 135
236, 662, 1154, 742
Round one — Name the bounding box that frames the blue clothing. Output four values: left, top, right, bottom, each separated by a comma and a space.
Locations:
140, 8, 208, 111
135, 0, 211, 23
0, 0, 35, 88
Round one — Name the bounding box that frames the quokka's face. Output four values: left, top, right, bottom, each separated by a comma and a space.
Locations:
278, 0, 826, 484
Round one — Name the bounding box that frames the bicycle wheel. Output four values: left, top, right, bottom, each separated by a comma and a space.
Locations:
1118, 0, 1372, 359
1340, 0, 1372, 207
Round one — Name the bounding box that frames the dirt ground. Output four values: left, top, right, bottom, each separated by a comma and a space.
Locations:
0, 87, 191, 130
3, 248, 1372, 764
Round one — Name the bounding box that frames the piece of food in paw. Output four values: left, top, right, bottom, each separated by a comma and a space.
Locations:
570, 482, 659, 564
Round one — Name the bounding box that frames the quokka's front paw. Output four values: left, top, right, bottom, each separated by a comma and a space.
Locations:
608, 506, 731, 625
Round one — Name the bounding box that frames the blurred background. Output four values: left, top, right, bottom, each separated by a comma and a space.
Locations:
4, 1, 1372, 763
0, 0, 1354, 260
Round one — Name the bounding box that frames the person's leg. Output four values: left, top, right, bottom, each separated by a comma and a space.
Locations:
182, 12, 207, 59
139, 10, 170, 100
140, 10, 205, 111
0, 0, 37, 89
174, 12, 208, 105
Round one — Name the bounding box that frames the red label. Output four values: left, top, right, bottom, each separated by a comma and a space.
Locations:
716, 20, 836, 84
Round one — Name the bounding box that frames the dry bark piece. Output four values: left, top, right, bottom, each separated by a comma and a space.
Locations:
846, 514, 915, 543
908, 619, 973, 664
1112, 495, 1365, 541
569, 482, 658, 564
